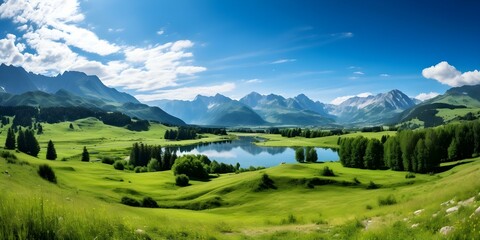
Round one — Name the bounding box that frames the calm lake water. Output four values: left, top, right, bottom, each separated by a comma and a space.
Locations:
169, 136, 339, 168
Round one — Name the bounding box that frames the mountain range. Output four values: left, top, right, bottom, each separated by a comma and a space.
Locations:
2, 64, 479, 128
0, 64, 185, 125
154, 90, 418, 127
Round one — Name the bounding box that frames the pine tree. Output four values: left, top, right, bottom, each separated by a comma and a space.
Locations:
69, 123, 74, 130
37, 124, 43, 134
46, 140, 57, 160
24, 129, 40, 157
17, 128, 26, 153
4, 127, 16, 150
81, 146, 90, 162
295, 147, 305, 163
448, 139, 458, 161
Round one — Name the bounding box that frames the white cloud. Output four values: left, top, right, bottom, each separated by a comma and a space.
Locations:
108, 28, 124, 33
271, 58, 296, 64
380, 73, 390, 77
245, 78, 262, 84
0, 0, 207, 98
353, 71, 364, 75
422, 61, 480, 87
348, 76, 358, 80
415, 92, 440, 101
330, 92, 373, 105
136, 82, 236, 101
156, 30, 164, 35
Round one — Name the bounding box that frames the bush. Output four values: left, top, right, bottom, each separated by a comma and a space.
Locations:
366, 181, 379, 189
280, 214, 297, 224
121, 196, 141, 207
38, 164, 57, 183
113, 160, 124, 170
101, 156, 115, 165
255, 173, 276, 191
0, 151, 17, 160
172, 155, 209, 180
353, 177, 361, 184
141, 197, 158, 208
366, 204, 373, 210
134, 166, 147, 173
175, 174, 190, 187
378, 194, 397, 206
405, 172, 416, 179
321, 166, 335, 176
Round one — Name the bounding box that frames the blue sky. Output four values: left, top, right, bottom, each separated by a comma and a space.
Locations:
1, 0, 480, 104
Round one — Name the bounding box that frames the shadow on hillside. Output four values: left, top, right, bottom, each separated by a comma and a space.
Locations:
435, 160, 473, 173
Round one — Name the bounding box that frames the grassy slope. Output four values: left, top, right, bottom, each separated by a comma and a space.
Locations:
1, 121, 479, 239
236, 131, 396, 148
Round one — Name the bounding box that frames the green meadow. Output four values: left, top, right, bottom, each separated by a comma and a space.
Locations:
0, 119, 479, 239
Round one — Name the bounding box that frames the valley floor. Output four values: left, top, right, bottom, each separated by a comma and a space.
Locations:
0, 120, 479, 239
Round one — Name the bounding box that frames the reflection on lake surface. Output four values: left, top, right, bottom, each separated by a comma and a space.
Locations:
167, 136, 339, 168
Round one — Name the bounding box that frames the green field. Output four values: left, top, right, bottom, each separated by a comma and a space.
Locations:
0, 120, 479, 239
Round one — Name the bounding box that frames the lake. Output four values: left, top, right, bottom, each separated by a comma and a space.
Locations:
169, 136, 339, 168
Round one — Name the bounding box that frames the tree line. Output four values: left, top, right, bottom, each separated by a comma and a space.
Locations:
280, 128, 345, 138
164, 126, 227, 140
339, 120, 480, 173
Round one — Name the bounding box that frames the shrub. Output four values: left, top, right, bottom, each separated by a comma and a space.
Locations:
113, 160, 124, 170
175, 174, 190, 187
280, 214, 297, 224
255, 173, 276, 191
134, 166, 147, 173
366, 204, 373, 210
353, 177, 361, 184
0, 151, 17, 160
366, 181, 379, 189
38, 164, 57, 183
321, 166, 335, 176
378, 194, 397, 206
172, 155, 209, 180
101, 156, 115, 165
405, 172, 416, 179
121, 196, 141, 207
141, 197, 159, 208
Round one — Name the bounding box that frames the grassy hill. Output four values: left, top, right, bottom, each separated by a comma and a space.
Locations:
0, 120, 479, 239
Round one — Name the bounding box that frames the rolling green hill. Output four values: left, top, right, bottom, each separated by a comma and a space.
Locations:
0, 120, 479, 239
398, 84, 480, 128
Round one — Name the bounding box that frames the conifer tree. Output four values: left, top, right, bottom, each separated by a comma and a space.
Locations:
17, 128, 26, 153
4, 127, 16, 150
24, 129, 40, 157
46, 140, 57, 160
81, 146, 90, 162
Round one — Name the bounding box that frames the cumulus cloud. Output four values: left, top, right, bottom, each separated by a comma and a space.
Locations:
422, 61, 480, 87
0, 0, 206, 98
136, 82, 236, 101
415, 92, 440, 101
156, 30, 164, 35
353, 71, 364, 75
271, 58, 296, 64
330, 92, 373, 105
380, 73, 390, 77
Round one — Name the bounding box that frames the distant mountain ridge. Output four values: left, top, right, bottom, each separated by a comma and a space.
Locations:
0, 64, 185, 125
152, 94, 265, 126
327, 89, 417, 125
0, 64, 138, 104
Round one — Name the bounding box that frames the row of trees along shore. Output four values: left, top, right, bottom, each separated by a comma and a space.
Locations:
339, 120, 480, 173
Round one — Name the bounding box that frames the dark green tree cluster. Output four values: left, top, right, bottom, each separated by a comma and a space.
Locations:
210, 160, 239, 174
280, 128, 302, 138
294, 147, 318, 163
1, 116, 9, 125
172, 155, 210, 180
126, 120, 150, 131
164, 127, 197, 140
100, 112, 132, 127
17, 128, 40, 157
339, 136, 383, 169
4, 127, 16, 150
340, 120, 480, 173
280, 128, 344, 138
130, 143, 177, 170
